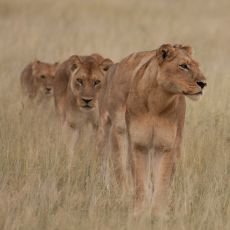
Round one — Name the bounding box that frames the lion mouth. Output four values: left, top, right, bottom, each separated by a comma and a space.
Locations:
81, 105, 94, 110
183, 91, 203, 96
45, 91, 53, 96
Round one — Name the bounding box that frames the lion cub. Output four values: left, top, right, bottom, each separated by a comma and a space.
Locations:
20, 60, 59, 105
54, 54, 113, 151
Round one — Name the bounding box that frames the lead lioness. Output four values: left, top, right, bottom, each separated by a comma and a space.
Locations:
20, 60, 59, 105
97, 44, 207, 216
54, 54, 113, 151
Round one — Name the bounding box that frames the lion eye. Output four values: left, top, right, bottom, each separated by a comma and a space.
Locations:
94, 80, 101, 86
40, 75, 46, 79
76, 78, 83, 85
179, 64, 189, 70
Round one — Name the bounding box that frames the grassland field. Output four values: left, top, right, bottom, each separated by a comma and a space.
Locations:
0, 0, 230, 229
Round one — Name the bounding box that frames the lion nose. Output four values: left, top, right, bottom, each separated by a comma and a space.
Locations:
196, 81, 207, 89
46, 87, 52, 92
82, 97, 93, 104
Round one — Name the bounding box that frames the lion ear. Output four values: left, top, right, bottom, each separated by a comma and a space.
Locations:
32, 59, 41, 75
100, 58, 113, 72
33, 59, 41, 67
91, 54, 113, 71
156, 44, 175, 64
68, 55, 82, 72
173, 44, 193, 55
183, 46, 192, 55
91, 53, 104, 62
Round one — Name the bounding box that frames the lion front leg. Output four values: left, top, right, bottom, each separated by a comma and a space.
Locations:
95, 112, 111, 157
110, 123, 128, 189
95, 114, 111, 188
130, 143, 149, 216
62, 121, 81, 166
151, 149, 176, 217
128, 116, 153, 216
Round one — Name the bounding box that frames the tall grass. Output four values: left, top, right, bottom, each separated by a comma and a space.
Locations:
0, 0, 229, 229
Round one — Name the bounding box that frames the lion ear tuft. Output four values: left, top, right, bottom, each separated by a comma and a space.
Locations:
100, 58, 113, 72
156, 44, 175, 64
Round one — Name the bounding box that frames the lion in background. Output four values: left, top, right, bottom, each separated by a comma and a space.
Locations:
20, 60, 59, 105
97, 44, 207, 217
54, 54, 113, 152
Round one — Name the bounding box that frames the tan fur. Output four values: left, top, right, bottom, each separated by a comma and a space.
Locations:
97, 44, 207, 216
54, 54, 113, 151
20, 60, 59, 104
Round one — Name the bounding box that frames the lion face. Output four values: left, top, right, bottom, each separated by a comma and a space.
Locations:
32, 61, 59, 97
69, 55, 113, 111
156, 44, 207, 101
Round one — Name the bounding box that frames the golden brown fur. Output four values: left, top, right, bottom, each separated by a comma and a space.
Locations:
54, 54, 113, 150
20, 60, 59, 104
97, 44, 207, 216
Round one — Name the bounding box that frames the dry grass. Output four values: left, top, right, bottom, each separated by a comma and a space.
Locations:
0, 0, 230, 229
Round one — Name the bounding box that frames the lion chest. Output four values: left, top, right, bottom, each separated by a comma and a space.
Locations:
66, 109, 98, 129
152, 116, 177, 152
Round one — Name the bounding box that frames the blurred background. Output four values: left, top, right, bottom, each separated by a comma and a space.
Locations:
0, 0, 229, 229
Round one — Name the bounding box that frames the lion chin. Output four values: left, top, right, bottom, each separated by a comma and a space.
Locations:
185, 92, 203, 101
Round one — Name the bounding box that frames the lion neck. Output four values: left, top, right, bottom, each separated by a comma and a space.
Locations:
129, 62, 181, 117
147, 68, 181, 116
148, 87, 180, 116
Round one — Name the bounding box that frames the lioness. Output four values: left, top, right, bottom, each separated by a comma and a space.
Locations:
97, 44, 207, 216
54, 54, 113, 151
20, 60, 59, 105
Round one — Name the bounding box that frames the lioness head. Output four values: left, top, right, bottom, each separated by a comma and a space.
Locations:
68, 55, 113, 111
32, 60, 59, 96
156, 44, 207, 101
